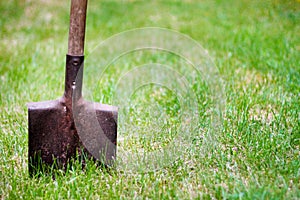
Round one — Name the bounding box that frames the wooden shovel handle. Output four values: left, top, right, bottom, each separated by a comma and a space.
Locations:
68, 0, 88, 56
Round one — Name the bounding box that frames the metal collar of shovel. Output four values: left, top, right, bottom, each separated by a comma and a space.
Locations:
28, 0, 117, 176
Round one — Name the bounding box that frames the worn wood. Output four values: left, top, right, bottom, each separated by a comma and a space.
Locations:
68, 0, 88, 56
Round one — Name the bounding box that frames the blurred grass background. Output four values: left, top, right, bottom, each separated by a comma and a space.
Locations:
0, 0, 299, 199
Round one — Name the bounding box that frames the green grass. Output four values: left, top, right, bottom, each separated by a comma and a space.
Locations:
1, 0, 299, 199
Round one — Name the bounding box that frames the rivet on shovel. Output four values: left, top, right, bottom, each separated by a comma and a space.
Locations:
28, 0, 118, 176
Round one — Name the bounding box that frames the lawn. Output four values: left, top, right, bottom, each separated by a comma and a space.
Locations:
0, 0, 299, 199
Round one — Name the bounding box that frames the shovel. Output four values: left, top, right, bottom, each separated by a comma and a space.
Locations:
28, 0, 117, 176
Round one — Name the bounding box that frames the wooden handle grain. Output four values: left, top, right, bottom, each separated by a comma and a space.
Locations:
68, 0, 88, 56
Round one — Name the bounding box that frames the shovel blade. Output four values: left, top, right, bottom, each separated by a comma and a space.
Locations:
28, 98, 117, 175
